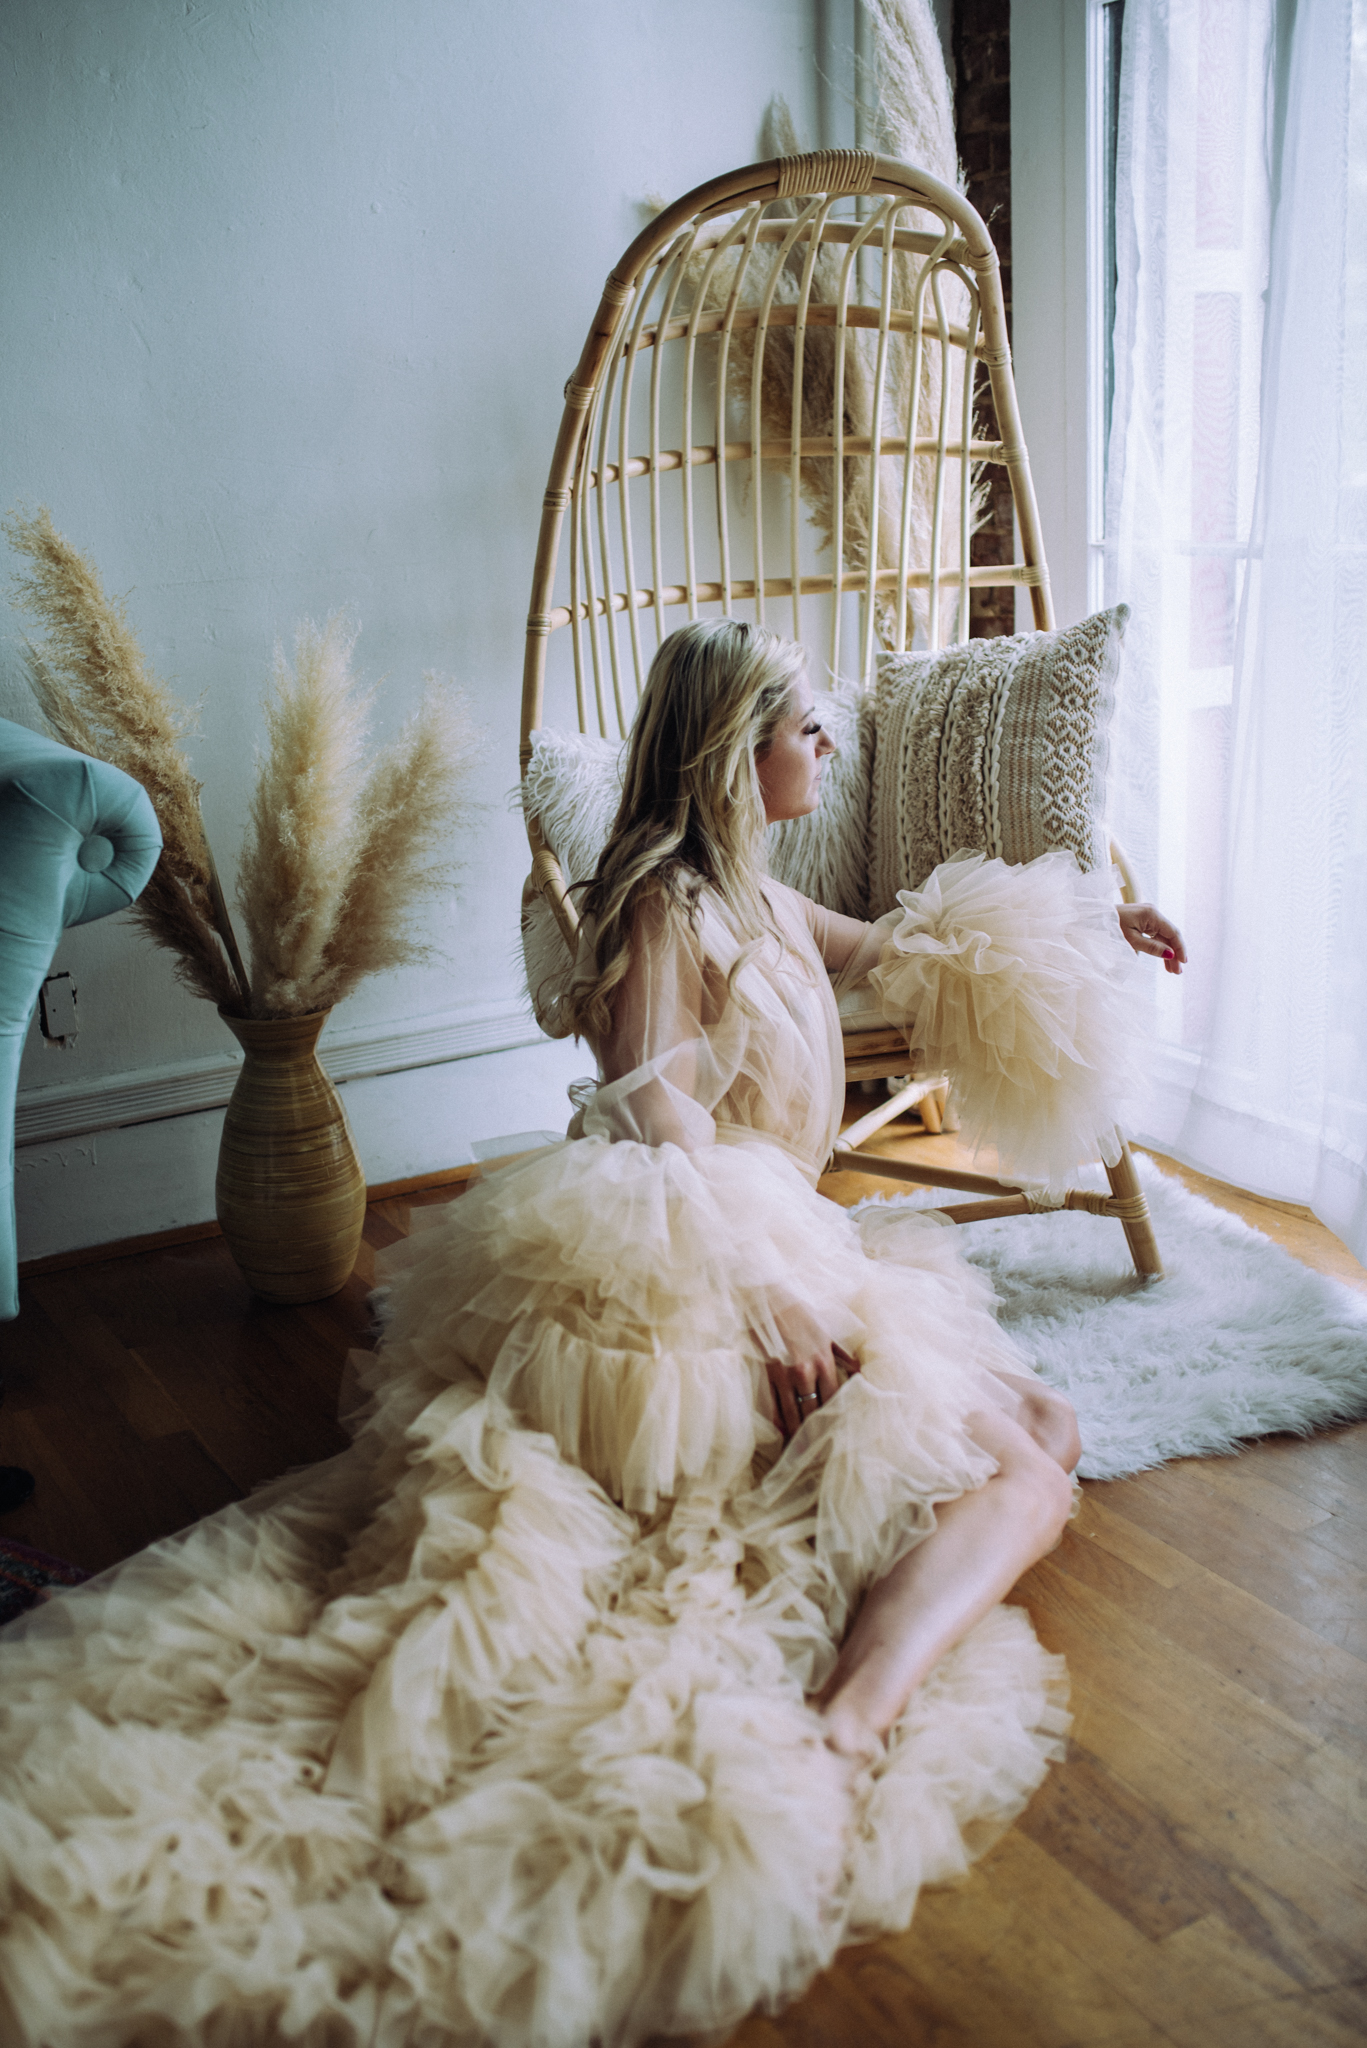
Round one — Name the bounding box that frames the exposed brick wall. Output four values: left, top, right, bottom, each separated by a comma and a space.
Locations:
953, 0, 1015, 637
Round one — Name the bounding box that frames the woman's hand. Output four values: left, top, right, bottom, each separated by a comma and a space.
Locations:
1118, 902, 1187, 975
763, 1296, 859, 1438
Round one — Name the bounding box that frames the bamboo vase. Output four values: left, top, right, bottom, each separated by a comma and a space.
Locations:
215, 1009, 366, 1303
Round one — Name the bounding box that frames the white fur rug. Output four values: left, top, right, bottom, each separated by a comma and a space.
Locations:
859, 1155, 1367, 1480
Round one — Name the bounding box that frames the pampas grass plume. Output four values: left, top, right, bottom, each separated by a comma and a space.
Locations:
695, 3, 981, 651
862, 0, 960, 184
237, 626, 479, 1017
236, 616, 370, 1016
4, 507, 243, 1009
313, 682, 479, 1011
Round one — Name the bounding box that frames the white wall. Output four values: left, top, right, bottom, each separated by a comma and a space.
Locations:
2, 0, 841, 1257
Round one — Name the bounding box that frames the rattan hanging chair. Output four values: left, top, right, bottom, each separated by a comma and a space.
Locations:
518, 148, 1161, 1279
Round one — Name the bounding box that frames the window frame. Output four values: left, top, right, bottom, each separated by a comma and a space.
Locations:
1010, 0, 1120, 628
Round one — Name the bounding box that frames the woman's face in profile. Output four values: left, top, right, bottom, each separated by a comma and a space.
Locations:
755, 684, 836, 823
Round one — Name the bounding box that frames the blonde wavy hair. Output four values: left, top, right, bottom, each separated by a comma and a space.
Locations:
567, 619, 809, 1042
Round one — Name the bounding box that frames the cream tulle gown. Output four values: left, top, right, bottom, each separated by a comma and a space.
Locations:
0, 872, 1079, 2048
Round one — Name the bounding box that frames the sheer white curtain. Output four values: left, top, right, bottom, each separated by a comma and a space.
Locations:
1105, 0, 1367, 1261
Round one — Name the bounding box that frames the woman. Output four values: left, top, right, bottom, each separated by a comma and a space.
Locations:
563, 620, 1084, 1761
0, 621, 1183, 2048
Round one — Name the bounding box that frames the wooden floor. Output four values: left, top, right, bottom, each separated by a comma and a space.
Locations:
3, 1124, 1366, 2048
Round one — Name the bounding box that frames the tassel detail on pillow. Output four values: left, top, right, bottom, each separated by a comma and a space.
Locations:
868, 849, 1138, 1192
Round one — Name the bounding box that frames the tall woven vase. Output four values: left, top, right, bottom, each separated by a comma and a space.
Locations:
215, 1009, 366, 1303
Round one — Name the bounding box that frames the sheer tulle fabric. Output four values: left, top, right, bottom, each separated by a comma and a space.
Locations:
871, 850, 1138, 1192
0, 871, 1074, 2048
577, 883, 856, 1173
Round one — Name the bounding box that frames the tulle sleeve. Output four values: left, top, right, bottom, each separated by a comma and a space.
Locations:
580, 895, 744, 1150
783, 892, 902, 999
867, 849, 1138, 1191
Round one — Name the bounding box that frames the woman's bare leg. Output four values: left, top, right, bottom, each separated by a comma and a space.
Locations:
814, 1407, 1073, 1760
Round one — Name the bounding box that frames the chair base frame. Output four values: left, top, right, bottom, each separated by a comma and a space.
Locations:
831, 825, 1160, 1281
828, 1136, 1163, 1280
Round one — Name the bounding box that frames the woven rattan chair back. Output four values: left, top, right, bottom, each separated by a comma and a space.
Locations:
521, 150, 1055, 945
518, 151, 1162, 1279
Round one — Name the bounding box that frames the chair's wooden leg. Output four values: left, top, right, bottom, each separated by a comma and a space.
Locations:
919, 1086, 943, 1135
1106, 1140, 1162, 1279
841, 1077, 940, 1151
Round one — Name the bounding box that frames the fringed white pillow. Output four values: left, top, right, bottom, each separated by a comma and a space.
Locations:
519, 730, 622, 1036
868, 606, 1128, 909
520, 689, 872, 1032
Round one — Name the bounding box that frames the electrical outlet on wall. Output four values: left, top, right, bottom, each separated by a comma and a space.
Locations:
38, 971, 79, 1048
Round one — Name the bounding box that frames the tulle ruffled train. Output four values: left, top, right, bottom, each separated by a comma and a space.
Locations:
0, 1139, 1068, 2048
0, 851, 1132, 2045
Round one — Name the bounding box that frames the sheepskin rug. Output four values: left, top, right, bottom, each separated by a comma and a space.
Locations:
858, 1153, 1367, 1480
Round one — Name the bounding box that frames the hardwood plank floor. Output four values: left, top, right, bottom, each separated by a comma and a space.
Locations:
3, 1126, 1365, 2047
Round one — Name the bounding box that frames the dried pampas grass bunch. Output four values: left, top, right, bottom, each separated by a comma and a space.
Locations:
856, 0, 979, 647
683, 0, 979, 647
5, 509, 479, 1022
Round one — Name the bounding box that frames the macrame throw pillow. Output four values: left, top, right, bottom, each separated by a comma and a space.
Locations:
867, 604, 1129, 910
520, 688, 872, 1033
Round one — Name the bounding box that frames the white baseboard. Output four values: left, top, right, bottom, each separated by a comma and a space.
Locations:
1129, 1040, 1204, 1157
14, 1029, 590, 1264
14, 998, 547, 1147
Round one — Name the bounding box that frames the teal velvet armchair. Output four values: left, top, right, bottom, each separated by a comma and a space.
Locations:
0, 719, 162, 1318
